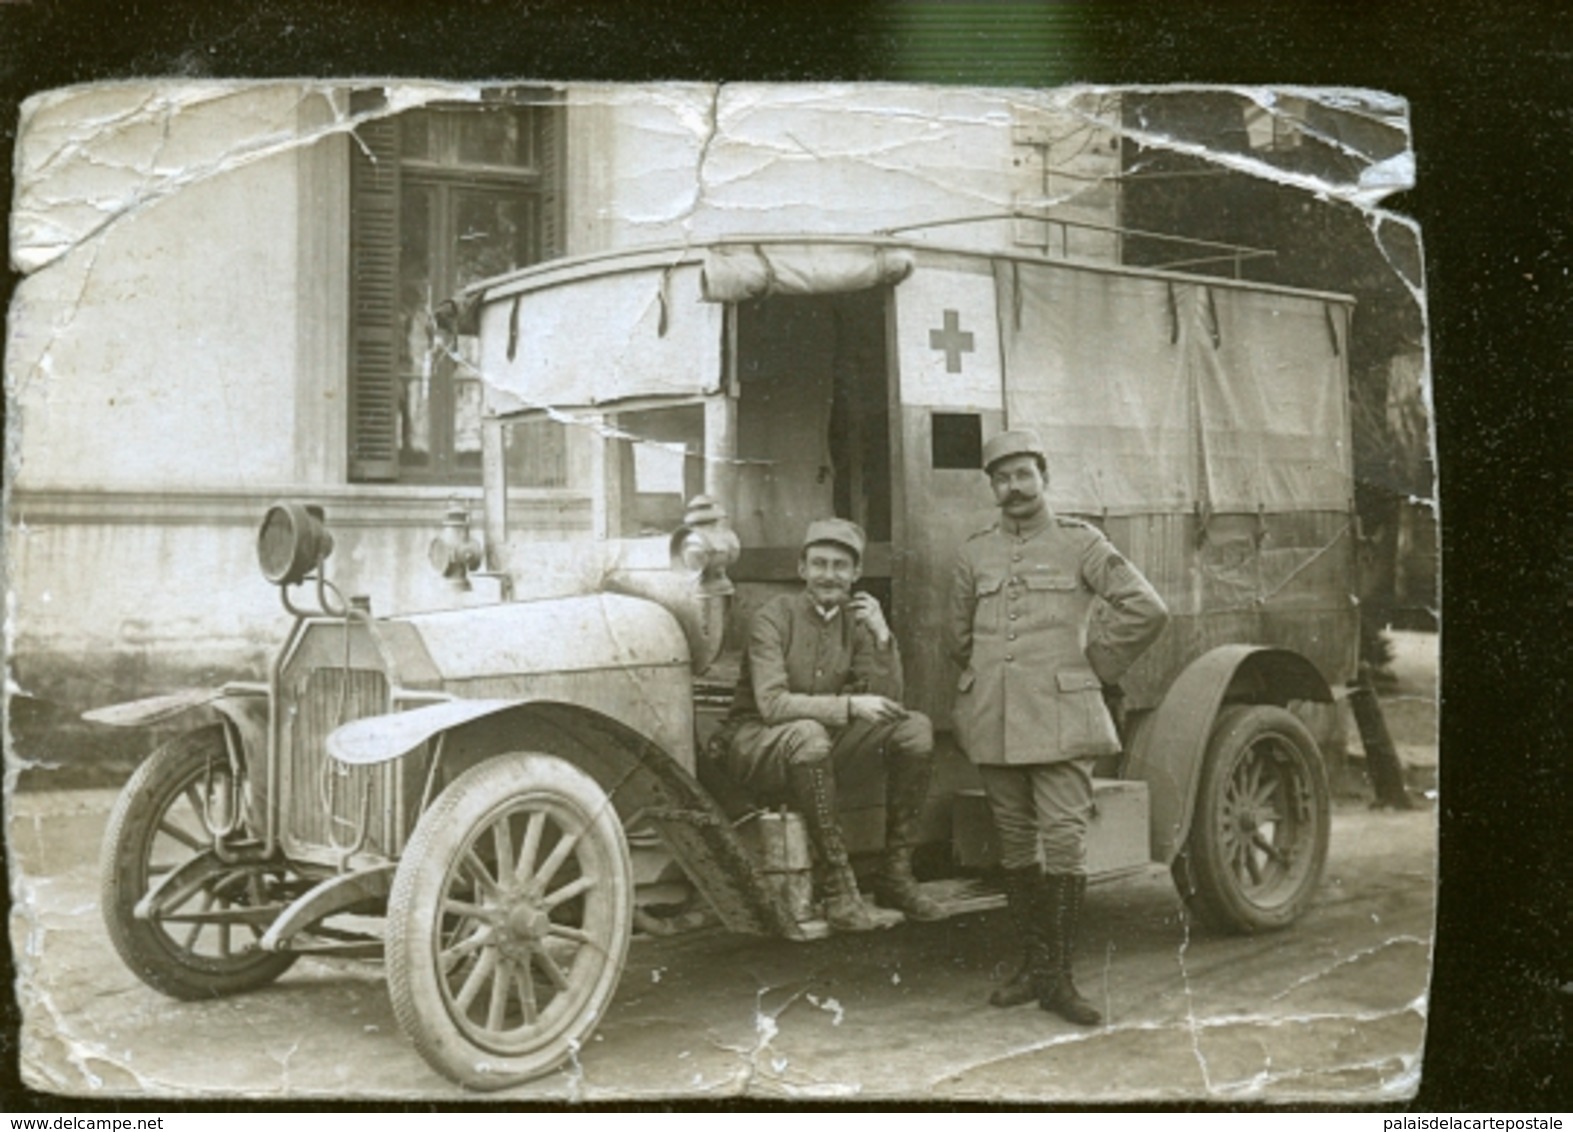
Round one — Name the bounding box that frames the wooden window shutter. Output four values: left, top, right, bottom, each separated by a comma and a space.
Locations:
538, 105, 565, 260
348, 113, 402, 482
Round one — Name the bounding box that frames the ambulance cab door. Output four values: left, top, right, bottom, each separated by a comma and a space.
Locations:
729, 288, 896, 614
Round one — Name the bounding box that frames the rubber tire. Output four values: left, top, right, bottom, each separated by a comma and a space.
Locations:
385, 754, 633, 1091
99, 726, 298, 999
1172, 704, 1331, 934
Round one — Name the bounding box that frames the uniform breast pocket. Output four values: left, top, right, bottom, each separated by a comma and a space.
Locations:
1022, 572, 1079, 627
1055, 668, 1120, 757
973, 575, 1006, 625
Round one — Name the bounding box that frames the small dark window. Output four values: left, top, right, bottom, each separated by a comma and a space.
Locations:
931, 412, 983, 470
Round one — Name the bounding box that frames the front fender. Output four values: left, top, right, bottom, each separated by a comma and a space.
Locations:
331, 697, 801, 939
84, 688, 232, 728
83, 687, 268, 772
1127, 645, 1333, 864
327, 698, 508, 765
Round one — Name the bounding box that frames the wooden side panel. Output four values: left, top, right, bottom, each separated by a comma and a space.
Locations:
893, 404, 1003, 727
889, 255, 1007, 728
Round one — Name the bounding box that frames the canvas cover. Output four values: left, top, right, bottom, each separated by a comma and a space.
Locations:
995, 260, 1352, 516
477, 261, 724, 413
476, 244, 916, 413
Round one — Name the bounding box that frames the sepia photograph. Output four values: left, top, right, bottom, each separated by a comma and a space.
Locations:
6, 79, 1440, 1103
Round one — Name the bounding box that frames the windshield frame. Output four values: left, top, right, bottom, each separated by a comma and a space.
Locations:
483, 391, 736, 555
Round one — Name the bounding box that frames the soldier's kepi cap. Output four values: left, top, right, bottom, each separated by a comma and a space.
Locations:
802, 517, 866, 562
982, 428, 1047, 473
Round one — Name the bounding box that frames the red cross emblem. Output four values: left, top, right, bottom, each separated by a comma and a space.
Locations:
929, 309, 975, 373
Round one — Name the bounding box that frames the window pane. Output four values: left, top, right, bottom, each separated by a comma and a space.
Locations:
633, 438, 688, 495
398, 185, 434, 463
400, 111, 433, 160
454, 377, 483, 463
613, 406, 706, 535
457, 108, 533, 167
453, 192, 533, 289
504, 417, 570, 489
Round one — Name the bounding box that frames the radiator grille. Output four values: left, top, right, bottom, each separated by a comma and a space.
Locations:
283, 666, 395, 857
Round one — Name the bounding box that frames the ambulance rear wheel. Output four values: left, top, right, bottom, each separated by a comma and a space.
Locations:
1172, 705, 1330, 933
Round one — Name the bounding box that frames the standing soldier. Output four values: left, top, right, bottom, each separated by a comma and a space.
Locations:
949, 430, 1169, 1024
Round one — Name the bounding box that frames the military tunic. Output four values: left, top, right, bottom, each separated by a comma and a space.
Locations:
723, 592, 933, 801
948, 510, 1169, 767
730, 591, 903, 728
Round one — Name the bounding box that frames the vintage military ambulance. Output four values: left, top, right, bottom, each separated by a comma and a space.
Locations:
94, 232, 1357, 1089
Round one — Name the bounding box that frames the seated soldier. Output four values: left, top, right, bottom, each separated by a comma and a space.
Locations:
721, 518, 943, 932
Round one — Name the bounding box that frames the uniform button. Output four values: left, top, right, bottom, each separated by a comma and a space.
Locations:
815, 669, 823, 676
1005, 654, 1015, 662
1008, 633, 1017, 641
1012, 552, 1022, 562
1009, 612, 1018, 620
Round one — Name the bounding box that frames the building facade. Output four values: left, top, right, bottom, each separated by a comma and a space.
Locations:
6, 82, 1123, 777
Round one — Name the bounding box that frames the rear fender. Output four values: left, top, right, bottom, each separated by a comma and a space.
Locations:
1127, 646, 1333, 864
329, 698, 799, 940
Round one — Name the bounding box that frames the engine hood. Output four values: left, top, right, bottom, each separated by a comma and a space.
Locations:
380, 592, 689, 687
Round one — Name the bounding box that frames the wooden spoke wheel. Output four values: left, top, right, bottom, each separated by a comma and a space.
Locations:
1172, 705, 1331, 933
385, 754, 633, 1090
99, 726, 297, 999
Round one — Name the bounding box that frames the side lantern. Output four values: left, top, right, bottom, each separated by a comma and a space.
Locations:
428, 498, 484, 590
669, 494, 740, 594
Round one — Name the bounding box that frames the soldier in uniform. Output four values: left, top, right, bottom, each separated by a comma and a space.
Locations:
722, 518, 944, 933
948, 430, 1169, 1024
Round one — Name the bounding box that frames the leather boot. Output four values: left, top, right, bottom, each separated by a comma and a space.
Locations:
989, 866, 1045, 1007
786, 761, 877, 933
1038, 873, 1102, 1025
872, 754, 945, 921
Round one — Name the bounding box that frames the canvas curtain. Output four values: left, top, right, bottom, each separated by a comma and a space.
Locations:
996, 259, 1351, 516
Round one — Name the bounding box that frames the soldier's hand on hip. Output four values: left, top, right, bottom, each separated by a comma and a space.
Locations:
849, 694, 905, 724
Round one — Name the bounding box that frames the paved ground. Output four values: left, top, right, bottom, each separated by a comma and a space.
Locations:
7, 634, 1438, 1105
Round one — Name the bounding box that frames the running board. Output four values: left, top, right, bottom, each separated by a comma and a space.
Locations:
786, 869, 1154, 941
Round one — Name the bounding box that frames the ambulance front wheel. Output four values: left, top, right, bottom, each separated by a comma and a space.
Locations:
385, 754, 633, 1090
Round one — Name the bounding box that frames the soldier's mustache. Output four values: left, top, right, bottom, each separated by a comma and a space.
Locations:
1002, 491, 1032, 505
